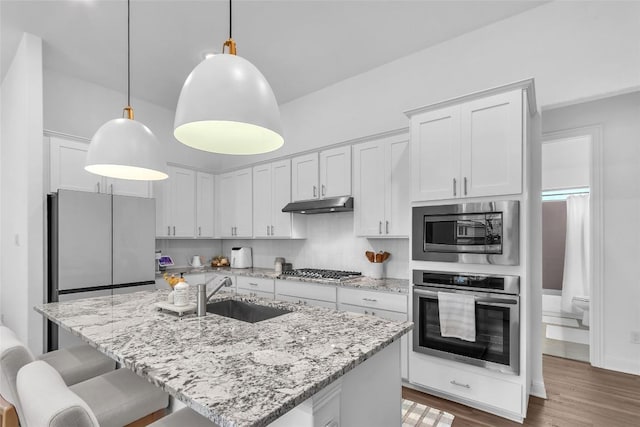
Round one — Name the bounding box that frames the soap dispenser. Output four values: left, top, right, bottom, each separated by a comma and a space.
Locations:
173, 273, 190, 306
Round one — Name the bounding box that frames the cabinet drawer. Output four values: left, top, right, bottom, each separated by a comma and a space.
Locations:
278, 294, 337, 310
337, 288, 407, 313
337, 303, 407, 322
236, 276, 274, 293
236, 287, 274, 300
275, 280, 337, 302
410, 354, 522, 414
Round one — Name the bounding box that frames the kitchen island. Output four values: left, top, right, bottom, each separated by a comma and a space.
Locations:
36, 290, 412, 427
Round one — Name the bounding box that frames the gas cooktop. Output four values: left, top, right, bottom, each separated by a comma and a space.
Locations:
279, 268, 362, 282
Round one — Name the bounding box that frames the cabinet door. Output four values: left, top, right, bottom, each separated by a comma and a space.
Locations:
320, 146, 351, 198
253, 164, 272, 238
50, 137, 102, 193
385, 138, 410, 236
233, 168, 253, 238
460, 90, 523, 198
106, 178, 152, 198
291, 153, 318, 201
218, 172, 236, 238
169, 166, 195, 237
353, 140, 385, 236
196, 172, 215, 237
271, 159, 292, 238
411, 106, 461, 202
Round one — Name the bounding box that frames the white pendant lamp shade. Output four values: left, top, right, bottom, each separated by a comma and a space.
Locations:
174, 54, 284, 155
86, 117, 168, 181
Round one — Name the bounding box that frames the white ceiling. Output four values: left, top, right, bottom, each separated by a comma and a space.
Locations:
1, 0, 546, 109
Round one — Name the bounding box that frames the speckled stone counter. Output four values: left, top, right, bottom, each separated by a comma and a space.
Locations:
159, 267, 409, 294
36, 291, 412, 427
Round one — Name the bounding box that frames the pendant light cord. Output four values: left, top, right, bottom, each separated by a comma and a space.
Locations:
127, 0, 131, 108
229, 0, 232, 39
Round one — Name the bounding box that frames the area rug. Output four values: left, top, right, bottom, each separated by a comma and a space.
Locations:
402, 399, 455, 427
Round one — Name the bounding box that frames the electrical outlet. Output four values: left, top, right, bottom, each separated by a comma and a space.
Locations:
631, 331, 640, 344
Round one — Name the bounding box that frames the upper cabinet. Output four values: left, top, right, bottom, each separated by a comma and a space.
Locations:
291, 146, 351, 202
253, 160, 306, 239
156, 166, 196, 238
196, 172, 215, 238
408, 88, 524, 202
49, 136, 152, 197
353, 134, 410, 237
218, 168, 252, 238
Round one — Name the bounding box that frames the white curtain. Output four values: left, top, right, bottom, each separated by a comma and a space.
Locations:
561, 194, 590, 312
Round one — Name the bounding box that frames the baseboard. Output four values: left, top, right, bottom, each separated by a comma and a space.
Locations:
603, 356, 640, 376
530, 380, 547, 399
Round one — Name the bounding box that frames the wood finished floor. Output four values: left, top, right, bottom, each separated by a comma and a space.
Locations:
402, 355, 640, 427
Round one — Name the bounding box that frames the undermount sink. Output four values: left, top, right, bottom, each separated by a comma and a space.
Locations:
206, 300, 292, 323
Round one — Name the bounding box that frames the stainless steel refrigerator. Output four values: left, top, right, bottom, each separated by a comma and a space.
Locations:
47, 189, 156, 350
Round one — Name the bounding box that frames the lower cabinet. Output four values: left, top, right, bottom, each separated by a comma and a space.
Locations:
236, 276, 274, 299
336, 288, 409, 380
275, 280, 337, 309
409, 352, 523, 418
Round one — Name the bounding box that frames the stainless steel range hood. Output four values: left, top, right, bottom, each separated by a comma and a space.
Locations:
282, 196, 353, 214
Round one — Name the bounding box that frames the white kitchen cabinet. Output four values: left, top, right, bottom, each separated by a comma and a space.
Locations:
236, 276, 274, 299
219, 168, 253, 238
337, 287, 409, 380
275, 280, 337, 309
49, 136, 151, 197
353, 134, 409, 237
409, 89, 523, 202
319, 146, 351, 198
156, 166, 196, 237
196, 172, 215, 238
291, 146, 351, 202
253, 160, 305, 239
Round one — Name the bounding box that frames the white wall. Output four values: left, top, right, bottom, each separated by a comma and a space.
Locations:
542, 91, 640, 375
218, 0, 640, 172
43, 69, 214, 172
0, 33, 44, 353
222, 213, 409, 279
542, 136, 591, 191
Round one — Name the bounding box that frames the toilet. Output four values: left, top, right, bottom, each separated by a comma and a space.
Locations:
572, 295, 590, 326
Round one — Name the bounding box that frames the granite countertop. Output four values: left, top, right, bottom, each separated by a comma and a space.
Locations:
159, 267, 409, 294
36, 291, 412, 427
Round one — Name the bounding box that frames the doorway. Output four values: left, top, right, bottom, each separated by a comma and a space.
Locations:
540, 129, 602, 364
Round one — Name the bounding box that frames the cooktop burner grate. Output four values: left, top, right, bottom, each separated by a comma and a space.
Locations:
280, 268, 362, 281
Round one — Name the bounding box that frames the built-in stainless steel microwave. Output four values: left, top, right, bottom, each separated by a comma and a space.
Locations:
412, 201, 519, 265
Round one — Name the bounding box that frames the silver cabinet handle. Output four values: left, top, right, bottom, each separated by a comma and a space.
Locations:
453, 178, 457, 197
313, 185, 317, 197
96, 182, 101, 193
322, 184, 326, 196
450, 380, 470, 389
379, 221, 382, 234
110, 184, 113, 194
464, 177, 468, 196
172, 226, 175, 236
248, 282, 258, 286
385, 221, 389, 234
167, 226, 170, 236
198, 226, 201, 236
362, 297, 377, 302
271, 225, 274, 236
267, 225, 270, 236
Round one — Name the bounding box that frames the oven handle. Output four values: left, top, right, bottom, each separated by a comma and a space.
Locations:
413, 288, 518, 305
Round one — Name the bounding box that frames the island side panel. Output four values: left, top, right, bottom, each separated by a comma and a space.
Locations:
340, 340, 401, 427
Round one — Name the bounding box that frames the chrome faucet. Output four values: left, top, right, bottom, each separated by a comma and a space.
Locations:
197, 275, 233, 317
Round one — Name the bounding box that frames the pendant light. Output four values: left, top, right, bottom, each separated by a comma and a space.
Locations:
173, 0, 284, 155
85, 0, 168, 181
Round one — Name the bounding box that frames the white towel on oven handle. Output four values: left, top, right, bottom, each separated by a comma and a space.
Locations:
437, 291, 476, 342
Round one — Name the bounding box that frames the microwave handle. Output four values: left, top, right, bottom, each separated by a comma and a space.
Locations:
413, 288, 518, 305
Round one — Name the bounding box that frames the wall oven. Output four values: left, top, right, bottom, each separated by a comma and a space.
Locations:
412, 200, 519, 265
412, 270, 520, 375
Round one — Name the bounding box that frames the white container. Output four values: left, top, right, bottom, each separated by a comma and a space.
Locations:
173, 281, 189, 306
368, 263, 384, 280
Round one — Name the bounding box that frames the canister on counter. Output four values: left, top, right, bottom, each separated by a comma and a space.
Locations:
274, 257, 285, 274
